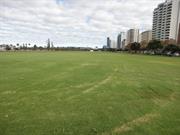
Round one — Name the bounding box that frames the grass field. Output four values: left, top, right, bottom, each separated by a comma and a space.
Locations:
0, 51, 180, 135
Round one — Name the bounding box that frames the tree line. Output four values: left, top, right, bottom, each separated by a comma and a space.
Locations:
124, 40, 180, 56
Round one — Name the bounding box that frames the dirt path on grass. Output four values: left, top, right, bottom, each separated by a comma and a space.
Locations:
83, 75, 113, 93
101, 91, 179, 135
101, 113, 159, 135
83, 68, 118, 94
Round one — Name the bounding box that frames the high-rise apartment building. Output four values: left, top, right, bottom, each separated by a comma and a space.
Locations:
111, 40, 117, 49
152, 0, 180, 43
122, 39, 126, 49
140, 30, 152, 43
126, 29, 139, 45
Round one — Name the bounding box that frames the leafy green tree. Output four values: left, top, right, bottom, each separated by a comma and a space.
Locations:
33, 44, 37, 50
6, 45, 11, 50
130, 42, 140, 53
47, 39, 51, 50
147, 40, 163, 51
163, 44, 179, 53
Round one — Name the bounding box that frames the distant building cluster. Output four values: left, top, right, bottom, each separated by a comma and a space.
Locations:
105, 0, 180, 49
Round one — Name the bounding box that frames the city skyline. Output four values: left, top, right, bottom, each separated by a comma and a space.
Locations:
1, 0, 164, 47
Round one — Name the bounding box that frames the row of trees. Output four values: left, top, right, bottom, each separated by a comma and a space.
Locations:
0, 39, 53, 51
126, 40, 180, 55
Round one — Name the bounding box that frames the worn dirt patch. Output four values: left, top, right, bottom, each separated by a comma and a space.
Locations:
170, 92, 178, 101
153, 91, 178, 107
1, 90, 16, 95
101, 113, 159, 135
83, 75, 113, 94
81, 63, 98, 67
83, 68, 118, 94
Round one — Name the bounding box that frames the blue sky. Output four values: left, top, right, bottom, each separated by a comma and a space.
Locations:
0, 0, 164, 47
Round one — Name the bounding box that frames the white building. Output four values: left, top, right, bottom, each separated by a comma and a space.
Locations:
122, 39, 126, 49
152, 0, 180, 43
0, 45, 7, 51
120, 32, 126, 49
140, 30, 152, 43
126, 29, 139, 45
111, 40, 117, 49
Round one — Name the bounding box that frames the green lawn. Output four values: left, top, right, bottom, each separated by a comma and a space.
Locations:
0, 51, 180, 135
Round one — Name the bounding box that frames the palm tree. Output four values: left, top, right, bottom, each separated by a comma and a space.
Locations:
47, 39, 51, 50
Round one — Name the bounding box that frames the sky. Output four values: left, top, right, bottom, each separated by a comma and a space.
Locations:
0, 0, 164, 47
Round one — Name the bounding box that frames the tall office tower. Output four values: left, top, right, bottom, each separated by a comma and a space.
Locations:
126, 29, 139, 45
107, 37, 111, 48
139, 33, 142, 43
122, 39, 126, 49
141, 30, 152, 43
111, 40, 117, 49
117, 33, 122, 49
120, 32, 126, 48
121, 32, 126, 40
152, 0, 180, 43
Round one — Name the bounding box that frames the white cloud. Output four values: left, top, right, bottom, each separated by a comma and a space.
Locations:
0, 0, 164, 47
